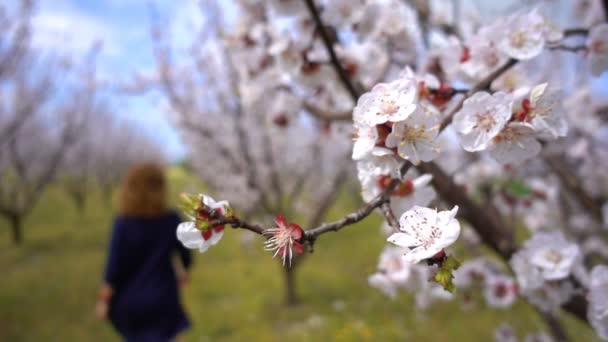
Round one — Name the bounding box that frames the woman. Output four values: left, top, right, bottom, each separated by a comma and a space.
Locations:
96, 163, 192, 341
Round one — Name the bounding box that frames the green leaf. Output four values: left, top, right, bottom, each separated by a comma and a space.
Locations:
505, 179, 533, 198
443, 255, 461, 272
430, 254, 462, 293
433, 268, 456, 293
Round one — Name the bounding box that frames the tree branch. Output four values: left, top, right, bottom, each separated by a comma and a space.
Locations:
303, 0, 362, 101
544, 155, 603, 221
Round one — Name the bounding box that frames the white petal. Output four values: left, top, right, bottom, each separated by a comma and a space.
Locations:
387, 232, 419, 248
209, 229, 224, 245
403, 246, 439, 264
177, 222, 204, 250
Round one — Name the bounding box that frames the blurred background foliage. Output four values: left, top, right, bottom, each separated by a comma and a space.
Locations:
0, 166, 599, 341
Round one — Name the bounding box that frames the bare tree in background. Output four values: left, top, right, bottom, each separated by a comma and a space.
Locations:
151, 1, 358, 305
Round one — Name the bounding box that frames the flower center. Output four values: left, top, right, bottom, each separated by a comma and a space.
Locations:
475, 111, 496, 132
380, 97, 399, 115
544, 249, 563, 264
494, 282, 509, 298
399, 124, 432, 144
510, 30, 527, 48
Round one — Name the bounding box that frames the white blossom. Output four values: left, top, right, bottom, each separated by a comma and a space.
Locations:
497, 9, 547, 60
511, 251, 544, 291
527, 231, 581, 281
368, 246, 413, 298
495, 323, 518, 342
388, 206, 460, 263
524, 281, 575, 313
523, 83, 568, 139
352, 123, 378, 160
385, 105, 441, 164
454, 258, 489, 289
353, 78, 417, 126
489, 122, 541, 164
484, 274, 518, 309
176, 195, 230, 253
453, 91, 513, 152
588, 265, 608, 340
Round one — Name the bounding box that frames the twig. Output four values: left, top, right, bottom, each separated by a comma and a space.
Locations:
304, 161, 413, 240
303, 100, 352, 121
544, 154, 603, 221
562, 28, 589, 37
206, 211, 267, 236
537, 309, 569, 342
303, 0, 362, 101
380, 201, 399, 231
438, 58, 518, 131
548, 44, 588, 53
303, 193, 390, 240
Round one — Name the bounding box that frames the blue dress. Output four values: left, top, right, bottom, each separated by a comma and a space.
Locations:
104, 211, 192, 342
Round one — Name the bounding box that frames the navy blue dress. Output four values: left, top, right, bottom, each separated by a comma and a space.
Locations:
104, 211, 191, 342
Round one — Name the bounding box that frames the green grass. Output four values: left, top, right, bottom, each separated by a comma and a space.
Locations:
0, 167, 600, 341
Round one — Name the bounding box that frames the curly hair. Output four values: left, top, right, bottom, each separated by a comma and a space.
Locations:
118, 163, 168, 217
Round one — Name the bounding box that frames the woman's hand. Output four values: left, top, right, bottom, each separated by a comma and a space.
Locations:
177, 272, 190, 288
95, 299, 109, 320
96, 284, 113, 320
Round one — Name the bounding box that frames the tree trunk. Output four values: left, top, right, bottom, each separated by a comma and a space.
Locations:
283, 262, 299, 306
101, 184, 113, 208
70, 189, 86, 215
10, 214, 23, 245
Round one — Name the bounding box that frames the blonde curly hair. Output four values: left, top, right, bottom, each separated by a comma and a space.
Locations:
118, 163, 168, 217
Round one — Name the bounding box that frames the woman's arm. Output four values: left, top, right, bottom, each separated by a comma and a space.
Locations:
95, 283, 113, 320
97, 217, 123, 319
172, 211, 192, 287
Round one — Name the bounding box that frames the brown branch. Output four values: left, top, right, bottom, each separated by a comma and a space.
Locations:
438, 58, 518, 131
303, 101, 352, 121
303, 0, 362, 101
548, 45, 588, 53
303, 191, 390, 240
563, 28, 589, 37
537, 309, 570, 342
380, 201, 399, 231
209, 215, 266, 236
205, 208, 266, 236
544, 155, 603, 221
304, 162, 413, 240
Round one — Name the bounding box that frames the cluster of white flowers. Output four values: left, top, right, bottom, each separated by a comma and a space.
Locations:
352, 68, 444, 166
168, 1, 608, 338
368, 246, 453, 308
453, 83, 568, 164
452, 258, 519, 310
510, 231, 581, 312
439, 8, 561, 83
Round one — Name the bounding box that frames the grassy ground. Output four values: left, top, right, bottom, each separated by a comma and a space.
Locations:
0, 167, 600, 341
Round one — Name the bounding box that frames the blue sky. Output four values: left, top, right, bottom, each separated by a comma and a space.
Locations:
30, 0, 203, 161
